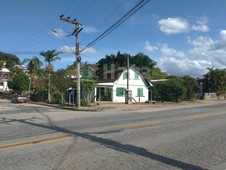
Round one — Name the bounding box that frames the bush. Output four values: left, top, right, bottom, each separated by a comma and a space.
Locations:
52, 91, 63, 104
156, 78, 187, 102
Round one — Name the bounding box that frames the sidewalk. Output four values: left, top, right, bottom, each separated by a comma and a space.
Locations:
27, 99, 226, 112
92, 100, 226, 112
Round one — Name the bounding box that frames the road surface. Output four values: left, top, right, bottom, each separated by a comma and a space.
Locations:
0, 99, 226, 170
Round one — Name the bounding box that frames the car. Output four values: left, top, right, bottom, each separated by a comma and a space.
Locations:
11, 95, 28, 103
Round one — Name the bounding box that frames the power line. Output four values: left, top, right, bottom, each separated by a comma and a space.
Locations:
80, 0, 151, 53
80, 0, 128, 43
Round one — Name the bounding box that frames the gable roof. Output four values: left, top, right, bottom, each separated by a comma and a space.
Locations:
99, 66, 152, 87
99, 67, 125, 83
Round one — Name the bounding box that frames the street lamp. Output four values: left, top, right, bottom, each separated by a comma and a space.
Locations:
52, 29, 74, 54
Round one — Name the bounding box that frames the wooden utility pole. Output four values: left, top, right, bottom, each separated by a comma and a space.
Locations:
126, 55, 130, 104
60, 15, 83, 108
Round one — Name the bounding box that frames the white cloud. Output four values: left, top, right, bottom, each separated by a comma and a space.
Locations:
58, 45, 97, 55
144, 41, 158, 52
202, 30, 226, 51
83, 26, 98, 34
156, 43, 209, 76
220, 30, 226, 41
153, 35, 226, 77
158, 17, 209, 35
191, 24, 209, 32
80, 47, 97, 54
51, 28, 66, 38
58, 45, 75, 54
158, 17, 190, 35
160, 44, 185, 59
158, 57, 211, 77
191, 17, 209, 32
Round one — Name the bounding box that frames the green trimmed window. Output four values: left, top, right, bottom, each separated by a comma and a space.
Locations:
137, 88, 144, 97
116, 87, 126, 96
134, 72, 139, 80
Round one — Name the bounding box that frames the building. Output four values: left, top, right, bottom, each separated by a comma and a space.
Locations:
93, 66, 152, 103
0, 62, 10, 94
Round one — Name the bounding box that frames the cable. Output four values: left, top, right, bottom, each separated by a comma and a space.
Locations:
80, 0, 150, 53
80, 0, 128, 43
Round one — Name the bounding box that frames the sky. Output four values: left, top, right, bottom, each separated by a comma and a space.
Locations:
1, 0, 226, 78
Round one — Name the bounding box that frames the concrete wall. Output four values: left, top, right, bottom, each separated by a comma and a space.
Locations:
204, 93, 226, 100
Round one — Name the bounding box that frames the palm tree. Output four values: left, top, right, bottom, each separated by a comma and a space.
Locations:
40, 49, 61, 103
22, 56, 43, 93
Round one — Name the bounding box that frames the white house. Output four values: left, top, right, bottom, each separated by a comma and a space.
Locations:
0, 66, 10, 94
94, 66, 152, 103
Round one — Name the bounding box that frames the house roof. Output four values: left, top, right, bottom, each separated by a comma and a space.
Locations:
0, 68, 10, 73
99, 66, 153, 87
99, 67, 125, 83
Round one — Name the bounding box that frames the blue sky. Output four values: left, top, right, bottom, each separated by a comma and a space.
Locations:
1, 0, 226, 77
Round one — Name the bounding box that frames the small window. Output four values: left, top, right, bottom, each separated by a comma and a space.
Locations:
134, 72, 139, 80
116, 87, 126, 96
137, 88, 144, 97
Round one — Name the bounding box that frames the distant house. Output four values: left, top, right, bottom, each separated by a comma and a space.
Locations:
0, 62, 10, 94
93, 66, 152, 103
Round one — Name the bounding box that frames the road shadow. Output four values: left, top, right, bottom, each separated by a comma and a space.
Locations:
0, 117, 208, 170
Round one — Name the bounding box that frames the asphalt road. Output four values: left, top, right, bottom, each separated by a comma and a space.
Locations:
0, 99, 226, 170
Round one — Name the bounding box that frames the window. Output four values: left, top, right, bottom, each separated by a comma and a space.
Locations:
123, 72, 129, 79
134, 72, 139, 80
137, 88, 144, 97
116, 87, 126, 97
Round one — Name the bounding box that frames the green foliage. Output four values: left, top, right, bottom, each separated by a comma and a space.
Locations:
52, 69, 74, 92
51, 91, 62, 104
155, 78, 187, 102
8, 73, 29, 93
40, 49, 61, 67
0, 52, 20, 68
96, 51, 156, 77
131, 53, 156, 69
81, 79, 97, 93
203, 67, 226, 96
0, 61, 3, 68
30, 87, 48, 102
22, 56, 43, 75
150, 67, 168, 80
182, 76, 198, 101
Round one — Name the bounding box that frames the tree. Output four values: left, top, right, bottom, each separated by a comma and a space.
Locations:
23, 56, 43, 75
96, 52, 156, 78
81, 79, 97, 106
0, 51, 20, 69
203, 67, 226, 97
40, 49, 61, 103
182, 76, 198, 101
8, 73, 29, 94
81, 62, 98, 106
150, 67, 168, 80
22, 56, 43, 92
40, 49, 61, 68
